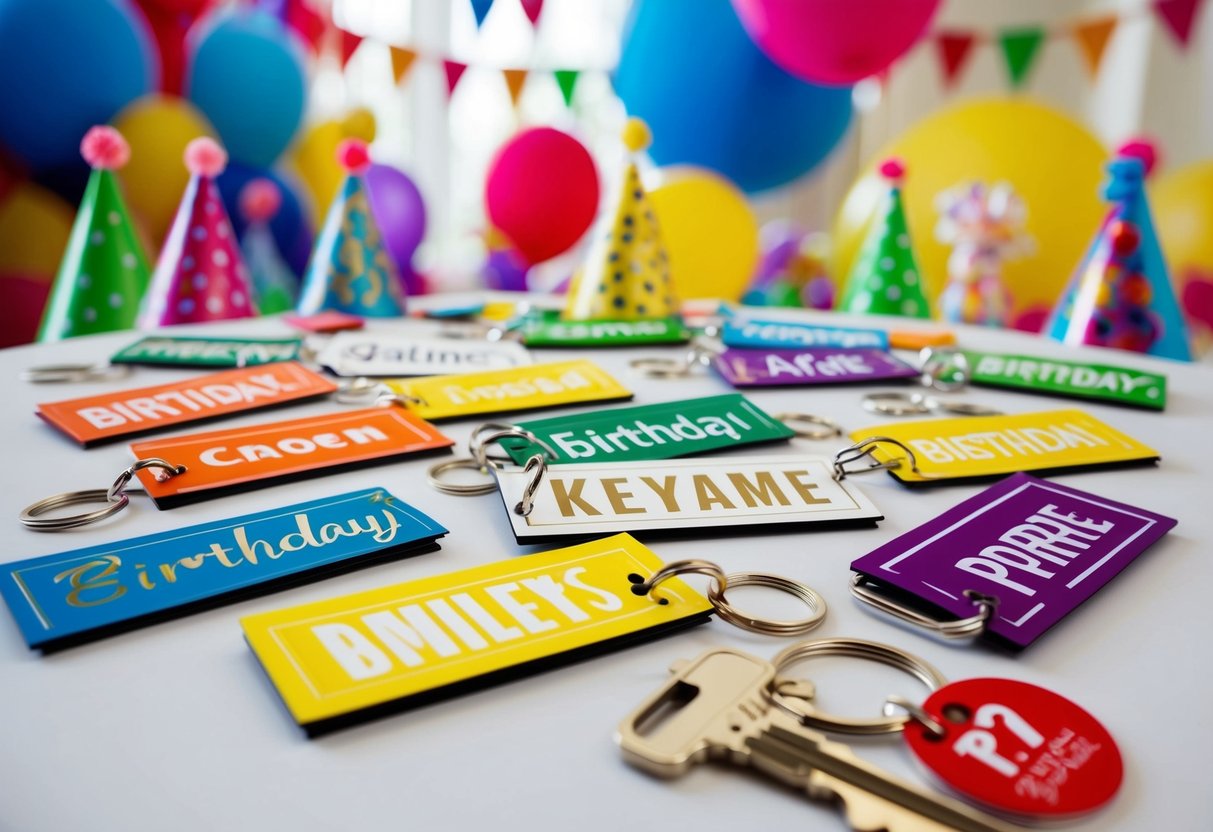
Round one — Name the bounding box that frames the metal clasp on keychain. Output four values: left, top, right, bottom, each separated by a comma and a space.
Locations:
860, 347, 998, 418
19, 362, 131, 384
830, 435, 942, 481
627, 336, 724, 378
20, 458, 186, 531
850, 573, 999, 642
426, 424, 559, 498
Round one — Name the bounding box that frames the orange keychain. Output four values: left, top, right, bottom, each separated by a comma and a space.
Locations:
129, 408, 454, 508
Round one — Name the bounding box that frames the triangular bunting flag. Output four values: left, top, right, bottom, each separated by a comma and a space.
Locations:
554, 69, 579, 107
520, 0, 544, 26
998, 27, 1046, 88
444, 60, 469, 97
1154, 0, 1204, 47
503, 68, 528, 106
339, 28, 363, 68
935, 31, 977, 88
470, 0, 494, 28
1073, 16, 1118, 78
389, 46, 417, 84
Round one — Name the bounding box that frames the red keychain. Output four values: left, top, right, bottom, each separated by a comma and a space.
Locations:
768, 638, 1123, 823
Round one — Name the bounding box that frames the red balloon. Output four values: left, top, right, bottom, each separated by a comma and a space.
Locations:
731, 0, 940, 85
485, 127, 599, 265
133, 0, 215, 94
0, 274, 51, 347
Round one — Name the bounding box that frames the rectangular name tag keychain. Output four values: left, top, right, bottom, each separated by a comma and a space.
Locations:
517, 309, 691, 347
713, 346, 919, 388
721, 317, 890, 350
37, 362, 338, 446
313, 331, 532, 377
110, 335, 305, 367
2, 489, 446, 652
427, 449, 881, 543
849, 472, 1176, 650
840, 409, 1159, 486
241, 532, 827, 735
380, 359, 633, 421
920, 347, 1167, 411
491, 394, 799, 465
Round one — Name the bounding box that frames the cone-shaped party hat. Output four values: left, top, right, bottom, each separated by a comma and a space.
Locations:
239, 179, 298, 315
296, 139, 406, 317
140, 138, 258, 327
1044, 141, 1192, 361
838, 158, 931, 319
562, 118, 675, 321
38, 127, 152, 341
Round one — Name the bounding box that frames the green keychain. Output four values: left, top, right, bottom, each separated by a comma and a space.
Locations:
111, 335, 304, 368
517, 309, 690, 347
922, 348, 1167, 411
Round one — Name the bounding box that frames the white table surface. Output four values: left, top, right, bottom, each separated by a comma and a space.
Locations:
1, 295, 1208, 831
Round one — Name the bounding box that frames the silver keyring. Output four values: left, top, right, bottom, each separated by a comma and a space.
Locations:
833, 436, 933, 480
333, 377, 386, 404
426, 458, 499, 496
773, 412, 844, 441
862, 391, 933, 417
514, 453, 547, 516
378, 390, 430, 409
930, 399, 1003, 417
920, 347, 970, 393
19, 362, 131, 383
770, 637, 948, 734
19, 489, 130, 531
883, 694, 947, 739
850, 573, 998, 641
469, 426, 558, 471
631, 561, 827, 637
107, 458, 187, 500
629, 345, 715, 379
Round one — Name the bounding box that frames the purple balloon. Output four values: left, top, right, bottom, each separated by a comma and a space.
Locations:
365, 162, 427, 295
482, 247, 530, 292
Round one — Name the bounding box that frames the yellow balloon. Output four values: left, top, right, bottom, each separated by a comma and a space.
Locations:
0, 182, 73, 276
648, 166, 759, 301
1152, 159, 1213, 288
832, 98, 1109, 318
289, 108, 377, 212
113, 95, 215, 246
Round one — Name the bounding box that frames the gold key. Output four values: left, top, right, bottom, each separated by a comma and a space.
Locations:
615, 648, 1022, 832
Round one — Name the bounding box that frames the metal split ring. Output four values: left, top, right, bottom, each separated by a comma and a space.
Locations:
377, 391, 430, 409
772, 412, 844, 441
862, 391, 1002, 418
770, 637, 948, 735
333, 377, 386, 404
833, 436, 932, 480
514, 453, 547, 516
426, 458, 500, 496
468, 424, 558, 470
20, 457, 186, 531
883, 694, 947, 739
19, 362, 131, 384
427, 429, 559, 497
628, 343, 718, 379
919, 347, 970, 392
850, 573, 999, 642
631, 560, 827, 637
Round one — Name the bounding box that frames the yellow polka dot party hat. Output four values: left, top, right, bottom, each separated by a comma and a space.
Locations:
563, 118, 676, 321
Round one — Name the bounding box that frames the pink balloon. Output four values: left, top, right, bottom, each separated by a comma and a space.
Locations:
730, 0, 940, 85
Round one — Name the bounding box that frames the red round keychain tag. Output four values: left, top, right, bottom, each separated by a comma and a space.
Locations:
902, 678, 1123, 820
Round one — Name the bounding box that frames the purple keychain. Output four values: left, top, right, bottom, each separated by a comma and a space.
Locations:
712, 346, 919, 388
850, 472, 1176, 650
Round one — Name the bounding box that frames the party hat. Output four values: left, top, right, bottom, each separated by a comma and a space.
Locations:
239, 179, 298, 315
562, 118, 675, 321
296, 139, 406, 317
140, 138, 258, 327
37, 127, 151, 341
838, 159, 931, 319
1044, 141, 1192, 360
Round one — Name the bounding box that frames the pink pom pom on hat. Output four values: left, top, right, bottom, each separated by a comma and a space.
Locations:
878, 157, 906, 183
185, 136, 228, 178
337, 138, 372, 175
80, 126, 130, 170
1116, 137, 1159, 177
239, 178, 282, 223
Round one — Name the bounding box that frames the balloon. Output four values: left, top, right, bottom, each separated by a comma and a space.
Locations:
485, 127, 599, 265
289, 110, 377, 212
187, 7, 307, 167
216, 161, 314, 278
114, 94, 215, 244
833, 99, 1107, 318
133, 0, 214, 94
615, 0, 853, 194
482, 247, 530, 292
0, 273, 52, 348
0, 0, 156, 171
1152, 159, 1213, 314
647, 167, 759, 301
0, 182, 74, 275
365, 163, 427, 295
731, 0, 940, 85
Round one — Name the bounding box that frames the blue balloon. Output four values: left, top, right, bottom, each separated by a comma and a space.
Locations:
188, 8, 306, 167
217, 161, 314, 279
0, 0, 154, 171
614, 0, 853, 193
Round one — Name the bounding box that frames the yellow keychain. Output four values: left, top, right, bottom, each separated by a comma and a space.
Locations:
382, 359, 632, 420
844, 409, 1159, 485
